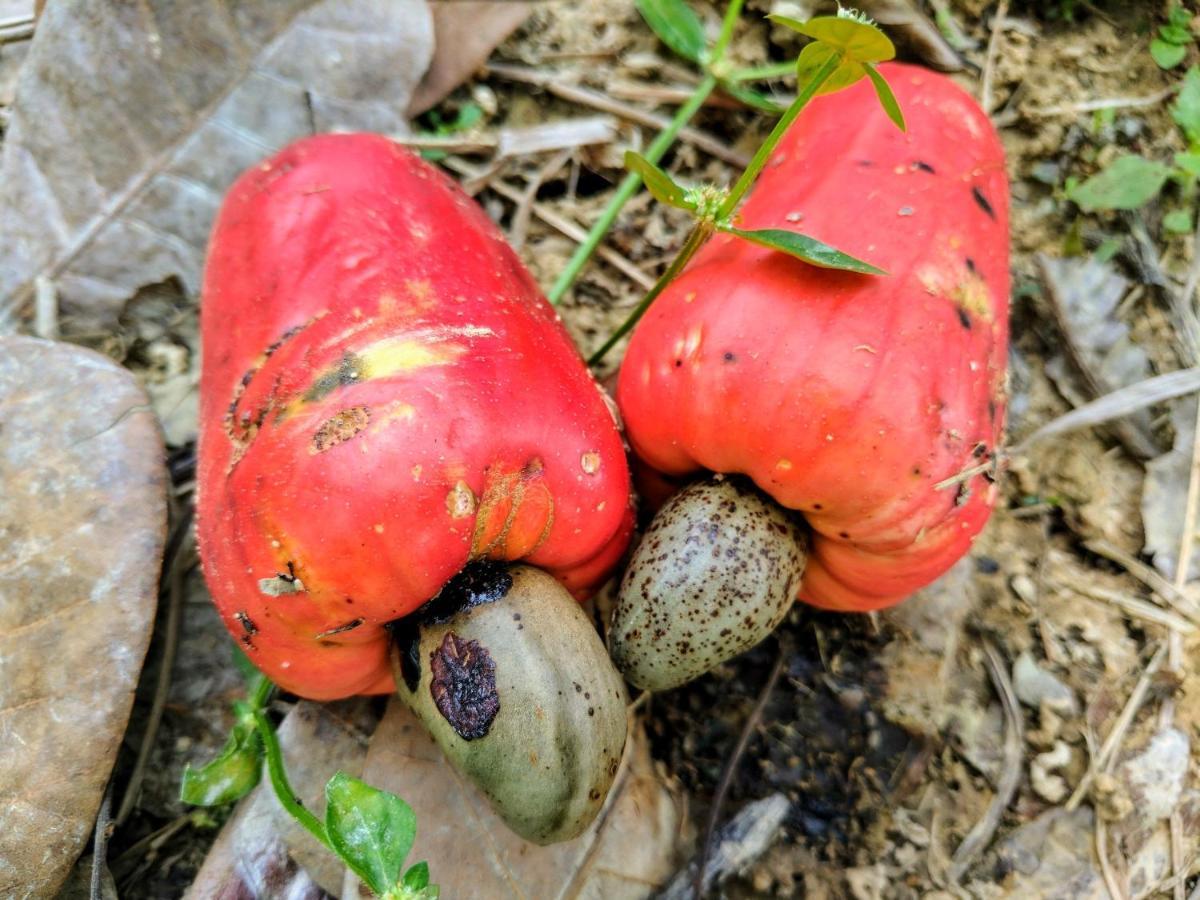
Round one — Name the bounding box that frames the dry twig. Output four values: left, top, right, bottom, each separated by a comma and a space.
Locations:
947, 640, 1023, 884
486, 63, 751, 167
510, 148, 573, 251
1065, 642, 1169, 811
980, 0, 1010, 114
443, 157, 656, 291
1025, 86, 1177, 118
696, 645, 787, 897
116, 517, 194, 825
1083, 539, 1200, 623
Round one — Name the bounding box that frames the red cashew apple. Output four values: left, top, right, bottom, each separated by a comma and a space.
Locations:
612, 64, 1008, 688
197, 134, 632, 841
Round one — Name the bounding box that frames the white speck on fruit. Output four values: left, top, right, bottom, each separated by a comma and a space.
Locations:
581, 451, 601, 475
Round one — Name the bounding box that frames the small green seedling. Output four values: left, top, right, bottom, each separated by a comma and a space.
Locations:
1151, 3, 1195, 70
1066, 64, 1200, 234
416, 102, 485, 161
588, 8, 905, 365
182, 670, 437, 899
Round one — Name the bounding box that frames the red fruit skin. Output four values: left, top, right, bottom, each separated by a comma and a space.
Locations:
197, 134, 632, 700
616, 64, 1009, 612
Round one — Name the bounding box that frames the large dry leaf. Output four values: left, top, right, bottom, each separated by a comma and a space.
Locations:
408, 1, 532, 116
0, 0, 434, 335
0, 335, 167, 899
342, 699, 684, 900
186, 699, 378, 899
1038, 254, 1158, 460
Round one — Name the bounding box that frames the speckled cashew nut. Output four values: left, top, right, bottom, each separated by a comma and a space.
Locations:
610, 476, 807, 691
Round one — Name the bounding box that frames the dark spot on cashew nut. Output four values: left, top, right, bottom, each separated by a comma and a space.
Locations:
388, 560, 514, 692
429, 632, 500, 740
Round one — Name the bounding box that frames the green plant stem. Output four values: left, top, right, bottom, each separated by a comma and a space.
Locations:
547, 74, 718, 304
249, 674, 273, 710
253, 708, 330, 849
727, 60, 796, 82
588, 220, 715, 366
589, 54, 844, 366
718, 54, 840, 218
712, 0, 746, 61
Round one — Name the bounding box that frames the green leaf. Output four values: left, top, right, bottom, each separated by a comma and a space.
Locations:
1173, 67, 1200, 144
403, 862, 430, 890
635, 0, 706, 63
624, 151, 695, 210
180, 722, 262, 807
325, 771, 417, 895
863, 63, 905, 131
1153, 39, 1189, 69
1093, 237, 1123, 263
769, 13, 895, 64
1176, 151, 1200, 176
721, 225, 886, 275
793, 41, 867, 95
1066, 155, 1172, 211
720, 81, 785, 114
1164, 208, 1194, 233
1167, 3, 1193, 30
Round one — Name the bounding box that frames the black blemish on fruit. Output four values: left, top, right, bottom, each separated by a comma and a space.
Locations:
972, 442, 988, 459
315, 617, 364, 639
813, 503, 823, 510
388, 560, 514, 693
839, 531, 850, 539
429, 632, 500, 740
955, 483, 972, 507
674, 359, 683, 368
855, 159, 873, 167
723, 351, 737, 363
235, 611, 258, 635
988, 399, 997, 421
972, 186, 996, 220
303, 352, 365, 403
911, 466, 921, 476
965, 256, 978, 276
913, 160, 935, 174
957, 307, 972, 330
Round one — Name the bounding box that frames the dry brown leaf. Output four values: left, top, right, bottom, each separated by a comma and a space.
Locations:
342, 699, 684, 900
186, 699, 378, 899
1038, 254, 1158, 460
0, 335, 167, 899
0, 0, 435, 335
408, 1, 532, 116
